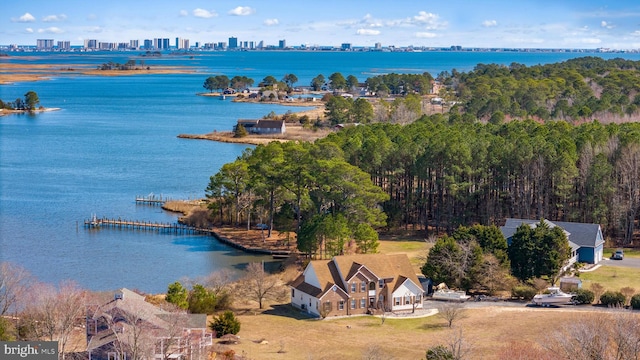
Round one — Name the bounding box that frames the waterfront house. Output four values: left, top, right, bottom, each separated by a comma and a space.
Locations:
235, 119, 286, 134
86, 288, 212, 360
290, 254, 424, 317
500, 218, 605, 266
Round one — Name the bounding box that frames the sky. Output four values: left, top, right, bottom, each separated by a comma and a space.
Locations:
3, 0, 640, 49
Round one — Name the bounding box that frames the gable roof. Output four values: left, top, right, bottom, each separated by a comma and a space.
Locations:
501, 218, 602, 250
255, 119, 285, 129
293, 254, 423, 299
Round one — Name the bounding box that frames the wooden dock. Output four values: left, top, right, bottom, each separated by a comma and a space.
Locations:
83, 215, 295, 258
84, 216, 198, 234
135, 194, 170, 206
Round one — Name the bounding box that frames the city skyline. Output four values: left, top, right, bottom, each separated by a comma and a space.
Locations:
3, 0, 640, 49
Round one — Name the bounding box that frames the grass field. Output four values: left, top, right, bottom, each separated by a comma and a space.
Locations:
579, 264, 640, 293
377, 238, 432, 272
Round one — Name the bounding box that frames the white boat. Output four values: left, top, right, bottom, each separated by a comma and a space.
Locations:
532, 287, 574, 306
432, 289, 471, 302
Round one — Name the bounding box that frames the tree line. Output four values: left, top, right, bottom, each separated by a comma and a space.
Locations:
442, 57, 640, 122
205, 141, 388, 258
323, 116, 640, 244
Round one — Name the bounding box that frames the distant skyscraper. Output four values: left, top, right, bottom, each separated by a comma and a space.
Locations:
57, 41, 70, 50
84, 39, 97, 49
129, 40, 139, 49
143, 39, 153, 50
279, 39, 286, 49
176, 38, 189, 50
37, 39, 54, 50
257, 40, 264, 49
375, 42, 382, 50
341, 43, 351, 50
228, 37, 238, 49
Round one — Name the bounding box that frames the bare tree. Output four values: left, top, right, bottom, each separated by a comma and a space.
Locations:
362, 343, 394, 360
0, 262, 32, 316
437, 302, 467, 328
619, 286, 636, 307
590, 283, 605, 304
476, 254, 513, 295
242, 262, 279, 309
202, 269, 234, 297
545, 312, 640, 360
498, 341, 555, 360
54, 281, 86, 360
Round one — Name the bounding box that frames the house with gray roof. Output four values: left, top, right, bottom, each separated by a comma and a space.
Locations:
500, 218, 605, 266
290, 254, 424, 317
86, 288, 212, 360
234, 119, 286, 134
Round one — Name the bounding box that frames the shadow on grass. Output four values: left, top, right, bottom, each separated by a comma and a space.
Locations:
420, 323, 449, 330
261, 304, 319, 320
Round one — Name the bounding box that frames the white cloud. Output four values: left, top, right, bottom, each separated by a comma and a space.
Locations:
632, 30, 640, 37
42, 14, 67, 22
415, 32, 437, 38
413, 11, 437, 24
17, 13, 36, 22
37, 27, 64, 34
228, 6, 255, 16
264, 18, 279, 26
179, 10, 188, 17
482, 20, 498, 27
193, 8, 217, 19
25, 28, 34, 33
601, 21, 614, 29
356, 29, 380, 36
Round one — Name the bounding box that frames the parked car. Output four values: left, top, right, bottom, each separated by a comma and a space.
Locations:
611, 249, 624, 260
255, 223, 268, 230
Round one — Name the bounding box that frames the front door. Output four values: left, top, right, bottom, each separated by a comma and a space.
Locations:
369, 297, 375, 307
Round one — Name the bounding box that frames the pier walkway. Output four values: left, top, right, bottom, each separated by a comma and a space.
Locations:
83, 216, 293, 258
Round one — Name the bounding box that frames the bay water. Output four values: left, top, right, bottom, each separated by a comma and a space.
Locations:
2, 50, 640, 293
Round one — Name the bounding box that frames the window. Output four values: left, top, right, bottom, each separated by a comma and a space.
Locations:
395, 297, 400, 306
360, 299, 366, 308
379, 279, 384, 288
361, 282, 366, 292
351, 299, 356, 309
405, 295, 411, 305
291, 289, 295, 297
338, 300, 345, 310
351, 283, 356, 293
369, 282, 376, 291
416, 294, 421, 303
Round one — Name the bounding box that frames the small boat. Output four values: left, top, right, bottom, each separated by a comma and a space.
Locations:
431, 289, 471, 302
532, 287, 574, 306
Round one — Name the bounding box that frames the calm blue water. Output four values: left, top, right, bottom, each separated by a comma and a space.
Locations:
2, 51, 640, 293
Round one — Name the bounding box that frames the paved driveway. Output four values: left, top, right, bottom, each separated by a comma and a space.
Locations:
599, 257, 640, 269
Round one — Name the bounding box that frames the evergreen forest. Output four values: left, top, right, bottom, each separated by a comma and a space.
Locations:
206, 57, 640, 258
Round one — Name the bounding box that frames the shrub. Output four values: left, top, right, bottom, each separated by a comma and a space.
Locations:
511, 285, 537, 300
426, 345, 454, 360
631, 294, 640, 310
572, 288, 595, 305
188, 284, 217, 314
210, 311, 241, 338
600, 291, 625, 307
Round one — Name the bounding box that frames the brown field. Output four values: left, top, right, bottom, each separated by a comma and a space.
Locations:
221, 301, 617, 359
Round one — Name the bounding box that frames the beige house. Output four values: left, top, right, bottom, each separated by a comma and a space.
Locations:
86, 288, 212, 360
290, 254, 424, 318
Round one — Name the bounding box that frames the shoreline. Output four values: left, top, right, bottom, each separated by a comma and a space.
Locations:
0, 107, 61, 116
0, 62, 197, 85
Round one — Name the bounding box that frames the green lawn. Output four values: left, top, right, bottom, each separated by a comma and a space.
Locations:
579, 265, 640, 293
378, 239, 432, 271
